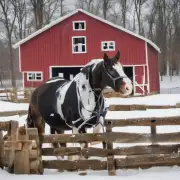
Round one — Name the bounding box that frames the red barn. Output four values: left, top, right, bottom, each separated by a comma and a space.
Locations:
13, 9, 160, 95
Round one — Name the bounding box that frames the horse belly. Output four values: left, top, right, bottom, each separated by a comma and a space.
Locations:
44, 113, 71, 131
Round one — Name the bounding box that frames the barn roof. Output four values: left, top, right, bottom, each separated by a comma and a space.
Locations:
12, 9, 160, 53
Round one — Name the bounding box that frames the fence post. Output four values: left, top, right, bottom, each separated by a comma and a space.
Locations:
26, 128, 43, 174
106, 121, 116, 176
13, 127, 30, 174
5, 121, 19, 173
0, 130, 4, 169
151, 120, 157, 144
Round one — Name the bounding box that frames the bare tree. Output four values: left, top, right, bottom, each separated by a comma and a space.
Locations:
44, 0, 67, 24
154, 0, 168, 76
169, 0, 180, 75
0, 0, 17, 87
12, 0, 31, 41
145, 1, 157, 41
133, 0, 147, 35
75, 0, 101, 16
30, 0, 44, 30
102, 0, 113, 20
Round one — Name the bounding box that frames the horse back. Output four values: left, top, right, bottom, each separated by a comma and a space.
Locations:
30, 77, 69, 123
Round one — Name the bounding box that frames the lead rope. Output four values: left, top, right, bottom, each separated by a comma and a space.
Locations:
76, 83, 106, 132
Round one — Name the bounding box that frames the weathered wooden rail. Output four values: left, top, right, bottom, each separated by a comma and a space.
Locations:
1, 114, 180, 175
108, 104, 180, 111
0, 104, 178, 119
0, 87, 158, 103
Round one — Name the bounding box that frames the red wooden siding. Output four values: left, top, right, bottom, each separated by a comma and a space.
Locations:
135, 66, 144, 84
134, 65, 148, 94
147, 44, 160, 93
21, 11, 146, 85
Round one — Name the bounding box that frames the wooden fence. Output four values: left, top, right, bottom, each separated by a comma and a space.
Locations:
1, 114, 180, 175
0, 88, 159, 103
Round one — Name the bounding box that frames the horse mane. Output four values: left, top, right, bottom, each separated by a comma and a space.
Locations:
80, 59, 104, 75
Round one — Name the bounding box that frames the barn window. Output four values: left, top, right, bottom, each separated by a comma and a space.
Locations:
72, 36, 87, 53
101, 41, 115, 51
27, 72, 43, 81
73, 21, 86, 30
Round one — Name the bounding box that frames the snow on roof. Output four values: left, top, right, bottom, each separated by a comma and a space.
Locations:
12, 9, 160, 53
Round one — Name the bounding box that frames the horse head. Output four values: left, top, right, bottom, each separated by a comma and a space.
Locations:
81, 50, 133, 97
101, 50, 133, 96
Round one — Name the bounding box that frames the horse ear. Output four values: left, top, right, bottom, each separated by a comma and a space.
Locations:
114, 50, 120, 62
103, 53, 111, 67
103, 53, 109, 61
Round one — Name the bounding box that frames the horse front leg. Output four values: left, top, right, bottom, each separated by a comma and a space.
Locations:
68, 127, 87, 161
92, 116, 106, 148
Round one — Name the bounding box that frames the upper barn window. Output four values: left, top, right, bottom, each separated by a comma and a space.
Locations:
27, 72, 43, 81
73, 21, 86, 30
101, 41, 115, 51
72, 36, 87, 53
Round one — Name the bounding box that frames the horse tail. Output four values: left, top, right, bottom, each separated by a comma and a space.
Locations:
26, 104, 34, 128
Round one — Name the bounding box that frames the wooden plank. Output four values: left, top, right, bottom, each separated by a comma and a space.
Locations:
4, 141, 22, 150
42, 144, 180, 157
43, 160, 107, 171
115, 153, 180, 169
0, 131, 4, 168
108, 104, 178, 111
29, 150, 39, 160
5, 121, 19, 173
151, 124, 157, 145
0, 121, 10, 131
26, 128, 43, 174
14, 131, 30, 174
4, 140, 33, 150
113, 144, 180, 155
0, 110, 27, 117
42, 147, 81, 156
109, 105, 146, 111
42, 132, 180, 144
105, 116, 180, 127
30, 160, 40, 170
106, 123, 116, 176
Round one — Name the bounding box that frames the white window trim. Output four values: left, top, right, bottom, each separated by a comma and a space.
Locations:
101, 41, 115, 51
72, 36, 87, 54
73, 21, 86, 31
27, 71, 43, 81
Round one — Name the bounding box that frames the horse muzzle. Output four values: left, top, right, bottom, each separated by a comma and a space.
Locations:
118, 81, 133, 96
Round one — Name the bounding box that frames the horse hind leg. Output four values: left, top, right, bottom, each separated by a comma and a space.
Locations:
26, 104, 45, 150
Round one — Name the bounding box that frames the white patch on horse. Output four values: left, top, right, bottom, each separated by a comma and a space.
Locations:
113, 62, 132, 84
46, 78, 64, 83
74, 73, 96, 123
85, 59, 103, 72
56, 81, 73, 122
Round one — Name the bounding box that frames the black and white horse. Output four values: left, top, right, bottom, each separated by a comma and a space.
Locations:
26, 50, 133, 159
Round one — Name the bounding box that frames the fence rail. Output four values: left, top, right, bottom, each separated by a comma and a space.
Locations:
1, 113, 180, 175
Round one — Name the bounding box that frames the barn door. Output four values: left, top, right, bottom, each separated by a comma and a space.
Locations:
134, 66, 148, 95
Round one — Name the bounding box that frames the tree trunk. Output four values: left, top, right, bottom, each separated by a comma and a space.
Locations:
8, 38, 16, 87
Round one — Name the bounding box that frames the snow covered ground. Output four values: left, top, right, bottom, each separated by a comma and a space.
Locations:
160, 76, 180, 94
1, 76, 180, 179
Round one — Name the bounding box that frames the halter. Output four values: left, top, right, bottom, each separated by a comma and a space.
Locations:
103, 63, 127, 89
